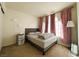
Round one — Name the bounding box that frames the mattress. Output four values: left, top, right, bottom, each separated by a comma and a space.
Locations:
27, 34, 57, 49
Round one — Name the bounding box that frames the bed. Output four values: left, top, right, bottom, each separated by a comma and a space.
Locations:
25, 28, 57, 55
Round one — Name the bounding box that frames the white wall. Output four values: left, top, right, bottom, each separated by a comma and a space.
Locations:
71, 4, 77, 44
77, 3, 79, 54
0, 6, 3, 51
77, 3, 79, 47
3, 9, 38, 47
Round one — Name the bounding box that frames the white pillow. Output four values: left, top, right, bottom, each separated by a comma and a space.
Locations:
39, 33, 54, 39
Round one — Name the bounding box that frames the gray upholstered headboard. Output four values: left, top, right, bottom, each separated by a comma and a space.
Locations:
25, 28, 39, 41
25, 28, 39, 35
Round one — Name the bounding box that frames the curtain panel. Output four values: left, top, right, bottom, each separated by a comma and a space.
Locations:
61, 7, 72, 45
38, 17, 43, 32
45, 16, 48, 33
51, 14, 55, 34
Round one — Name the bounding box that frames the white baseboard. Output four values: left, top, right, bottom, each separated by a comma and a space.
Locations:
0, 48, 1, 51
57, 40, 70, 48
60, 43, 70, 47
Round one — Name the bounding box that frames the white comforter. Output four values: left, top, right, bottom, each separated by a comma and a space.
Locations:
27, 33, 57, 49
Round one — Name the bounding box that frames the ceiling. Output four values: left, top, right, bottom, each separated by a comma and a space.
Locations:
5, 2, 75, 17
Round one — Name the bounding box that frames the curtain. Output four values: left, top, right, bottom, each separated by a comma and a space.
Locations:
61, 8, 72, 45
51, 14, 55, 34
38, 17, 43, 32
45, 16, 48, 33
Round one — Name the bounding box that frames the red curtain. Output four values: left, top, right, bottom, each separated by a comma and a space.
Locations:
51, 14, 55, 34
38, 17, 43, 32
45, 16, 48, 33
61, 8, 72, 45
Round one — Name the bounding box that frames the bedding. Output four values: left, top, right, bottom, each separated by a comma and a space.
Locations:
38, 33, 55, 40
27, 33, 57, 49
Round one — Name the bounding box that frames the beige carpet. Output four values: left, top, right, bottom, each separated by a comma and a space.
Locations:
0, 42, 73, 57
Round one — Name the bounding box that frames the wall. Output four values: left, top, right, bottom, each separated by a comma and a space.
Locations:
0, 6, 3, 51
71, 3, 78, 44
2, 9, 38, 47
77, 2, 79, 54
77, 2, 79, 46
70, 3, 78, 55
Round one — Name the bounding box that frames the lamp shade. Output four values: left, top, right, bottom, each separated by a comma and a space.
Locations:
66, 20, 75, 27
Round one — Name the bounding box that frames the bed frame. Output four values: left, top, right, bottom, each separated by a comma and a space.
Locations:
25, 28, 57, 55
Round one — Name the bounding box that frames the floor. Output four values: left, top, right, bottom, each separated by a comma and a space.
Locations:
0, 42, 74, 57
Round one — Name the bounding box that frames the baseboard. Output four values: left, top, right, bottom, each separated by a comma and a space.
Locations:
2, 43, 16, 48
0, 48, 2, 55
2, 42, 16, 47
60, 43, 70, 47
57, 40, 70, 48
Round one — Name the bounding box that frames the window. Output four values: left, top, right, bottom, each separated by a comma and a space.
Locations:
48, 15, 51, 33
55, 13, 64, 39
42, 17, 45, 33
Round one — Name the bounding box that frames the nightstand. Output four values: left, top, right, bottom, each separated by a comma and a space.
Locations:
16, 34, 25, 45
